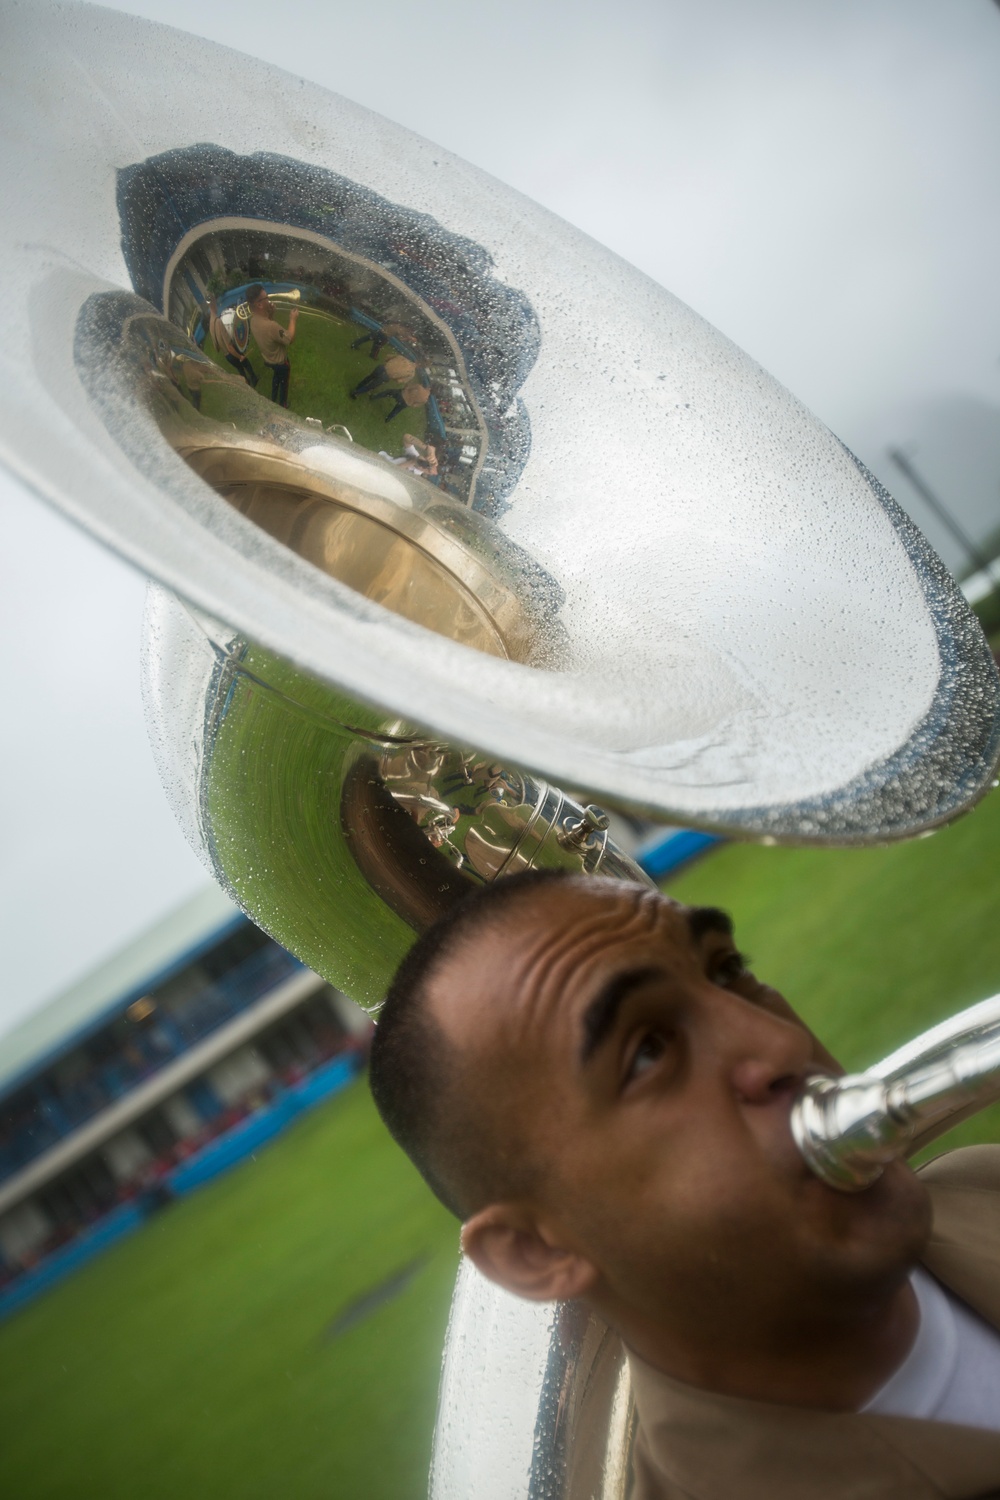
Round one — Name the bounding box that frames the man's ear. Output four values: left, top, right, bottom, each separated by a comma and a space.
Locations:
461, 1205, 598, 1303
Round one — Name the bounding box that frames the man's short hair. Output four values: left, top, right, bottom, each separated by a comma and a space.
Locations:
245, 283, 265, 307
369, 868, 574, 1218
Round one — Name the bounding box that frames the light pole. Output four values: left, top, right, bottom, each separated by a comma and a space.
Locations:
887, 446, 996, 582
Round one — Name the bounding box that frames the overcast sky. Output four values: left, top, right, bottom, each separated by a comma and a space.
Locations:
3, 0, 1000, 1039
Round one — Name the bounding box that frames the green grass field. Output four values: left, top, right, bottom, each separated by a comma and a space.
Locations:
0, 1082, 457, 1500
2, 785, 999, 1497
201, 309, 426, 457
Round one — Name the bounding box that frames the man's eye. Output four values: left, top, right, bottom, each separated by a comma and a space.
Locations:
714, 951, 750, 987
625, 1032, 667, 1083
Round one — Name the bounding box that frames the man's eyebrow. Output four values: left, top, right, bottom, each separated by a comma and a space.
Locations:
579, 967, 662, 1066
685, 906, 734, 943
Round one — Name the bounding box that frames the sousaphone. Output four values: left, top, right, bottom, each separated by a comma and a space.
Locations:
3, 5, 1000, 1495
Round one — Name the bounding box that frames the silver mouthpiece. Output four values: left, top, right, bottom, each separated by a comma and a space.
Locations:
791, 992, 1000, 1191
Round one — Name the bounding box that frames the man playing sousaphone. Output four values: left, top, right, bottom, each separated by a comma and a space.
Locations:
247, 283, 299, 407
370, 871, 1000, 1498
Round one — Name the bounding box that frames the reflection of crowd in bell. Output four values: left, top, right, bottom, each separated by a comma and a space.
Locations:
201, 276, 445, 487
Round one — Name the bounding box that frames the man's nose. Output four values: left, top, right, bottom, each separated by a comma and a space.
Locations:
730, 1055, 804, 1106
714, 996, 814, 1105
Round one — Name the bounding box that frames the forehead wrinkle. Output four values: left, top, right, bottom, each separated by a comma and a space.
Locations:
497, 888, 677, 1052
432, 886, 682, 1066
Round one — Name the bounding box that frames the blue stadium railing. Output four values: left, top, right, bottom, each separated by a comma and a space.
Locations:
0, 1052, 363, 1322
635, 828, 721, 882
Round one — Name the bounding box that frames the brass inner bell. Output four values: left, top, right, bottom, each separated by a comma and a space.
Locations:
180, 435, 533, 659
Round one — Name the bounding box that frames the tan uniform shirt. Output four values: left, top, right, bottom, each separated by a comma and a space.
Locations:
382, 354, 416, 383
629, 1146, 1000, 1499
400, 379, 431, 409
250, 313, 292, 366
208, 312, 234, 356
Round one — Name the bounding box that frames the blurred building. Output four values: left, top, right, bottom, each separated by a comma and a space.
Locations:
0, 887, 370, 1311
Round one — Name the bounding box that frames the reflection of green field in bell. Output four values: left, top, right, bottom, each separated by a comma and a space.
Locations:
667, 782, 1000, 1159
200, 309, 427, 457
204, 647, 418, 1013
0, 1080, 458, 1500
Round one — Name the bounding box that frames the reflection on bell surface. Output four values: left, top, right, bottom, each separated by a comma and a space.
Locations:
142, 582, 645, 1014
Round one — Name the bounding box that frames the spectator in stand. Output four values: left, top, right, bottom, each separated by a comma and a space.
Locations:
136, 1160, 175, 1215
247, 283, 299, 407
207, 295, 258, 388
378, 433, 439, 477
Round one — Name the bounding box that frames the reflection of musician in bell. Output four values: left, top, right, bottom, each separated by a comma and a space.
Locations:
247, 283, 298, 407
349, 352, 415, 400
349, 356, 432, 422
207, 295, 258, 388
351, 319, 417, 361
375, 371, 432, 424
371, 873, 1000, 1497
